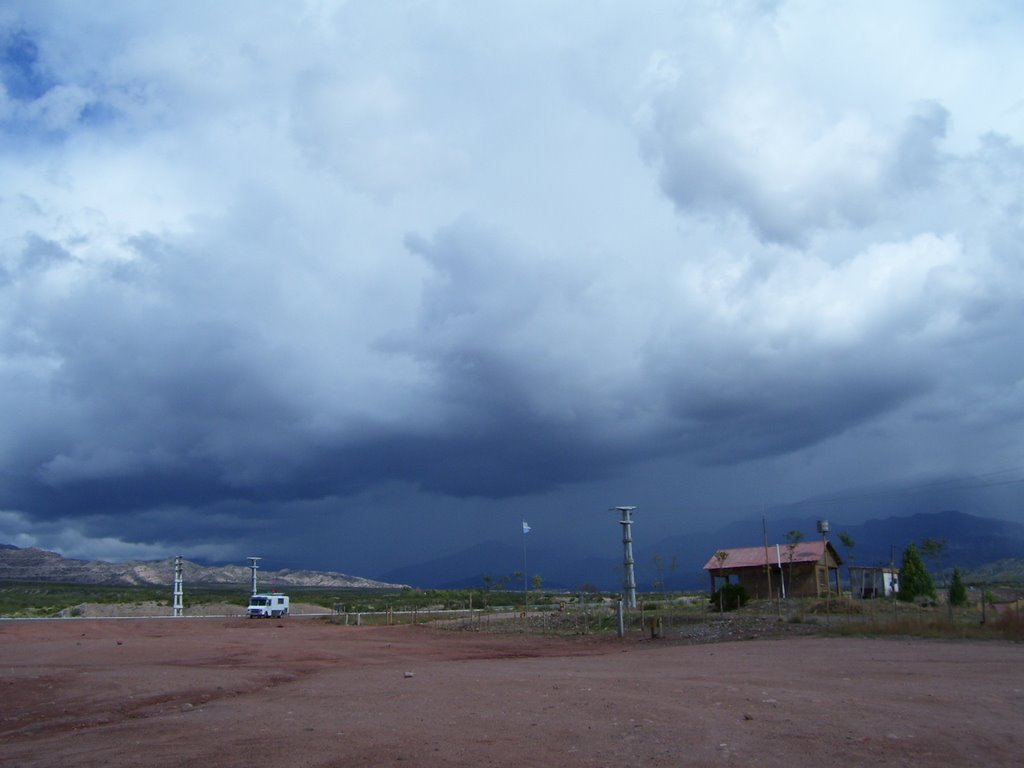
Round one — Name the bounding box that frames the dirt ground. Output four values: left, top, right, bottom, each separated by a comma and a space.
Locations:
1, 616, 1022, 768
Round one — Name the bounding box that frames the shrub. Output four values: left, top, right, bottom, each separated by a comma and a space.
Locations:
709, 584, 749, 611
948, 567, 968, 607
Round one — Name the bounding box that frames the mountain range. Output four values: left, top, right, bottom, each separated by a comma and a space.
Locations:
3, 510, 1022, 592
0, 545, 407, 590
380, 510, 1024, 590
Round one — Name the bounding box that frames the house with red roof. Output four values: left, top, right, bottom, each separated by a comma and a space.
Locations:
703, 540, 842, 599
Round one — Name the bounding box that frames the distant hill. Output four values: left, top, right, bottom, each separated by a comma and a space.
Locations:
0, 545, 408, 589
370, 550, 623, 594
648, 510, 1024, 589
836, 510, 1024, 569
708, 512, 1024, 573
379, 510, 1024, 591
381, 540, 526, 590
961, 558, 1024, 584
6, 510, 1020, 592
380, 540, 618, 592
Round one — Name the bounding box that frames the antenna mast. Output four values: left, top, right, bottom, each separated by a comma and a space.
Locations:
248, 556, 262, 596
172, 555, 184, 617
611, 506, 638, 609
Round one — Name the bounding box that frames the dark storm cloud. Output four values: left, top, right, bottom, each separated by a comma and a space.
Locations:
2, 1, 1023, 565
0, 208, 1013, 530
671, 367, 928, 464
3, 222, 626, 518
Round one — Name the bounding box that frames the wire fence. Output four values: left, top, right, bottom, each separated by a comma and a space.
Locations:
413, 592, 1024, 642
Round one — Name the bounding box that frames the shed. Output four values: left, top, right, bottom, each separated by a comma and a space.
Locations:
703, 540, 843, 599
849, 566, 898, 598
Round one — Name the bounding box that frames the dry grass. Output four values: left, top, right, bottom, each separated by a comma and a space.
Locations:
830, 606, 1024, 641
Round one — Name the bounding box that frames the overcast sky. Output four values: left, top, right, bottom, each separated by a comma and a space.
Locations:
2, 1, 1023, 576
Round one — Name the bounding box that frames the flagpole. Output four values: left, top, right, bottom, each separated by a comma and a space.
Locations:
522, 519, 528, 602
521, 519, 530, 612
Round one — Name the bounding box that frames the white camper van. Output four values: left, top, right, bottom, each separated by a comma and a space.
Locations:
247, 593, 290, 618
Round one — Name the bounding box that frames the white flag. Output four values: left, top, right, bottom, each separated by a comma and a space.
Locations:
522, 521, 531, 534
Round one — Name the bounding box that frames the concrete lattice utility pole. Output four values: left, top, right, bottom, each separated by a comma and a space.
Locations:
612, 506, 638, 609
172, 555, 184, 617
248, 556, 262, 596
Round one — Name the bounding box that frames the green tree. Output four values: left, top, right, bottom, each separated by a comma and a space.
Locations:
839, 531, 855, 559
898, 543, 936, 602
919, 538, 948, 584
713, 550, 730, 613
785, 530, 805, 598
948, 567, 967, 607
839, 532, 855, 592
652, 553, 665, 593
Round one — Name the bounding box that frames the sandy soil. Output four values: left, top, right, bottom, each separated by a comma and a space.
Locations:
1, 616, 1022, 768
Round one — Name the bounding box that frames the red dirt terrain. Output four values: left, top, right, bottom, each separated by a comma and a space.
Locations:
1, 616, 1022, 767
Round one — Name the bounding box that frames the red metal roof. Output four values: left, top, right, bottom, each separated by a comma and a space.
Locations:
703, 540, 839, 571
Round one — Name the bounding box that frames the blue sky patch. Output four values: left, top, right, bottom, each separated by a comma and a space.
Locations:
1, 29, 55, 102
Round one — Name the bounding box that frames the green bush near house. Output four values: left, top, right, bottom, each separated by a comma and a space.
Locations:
948, 568, 968, 607
709, 583, 749, 611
